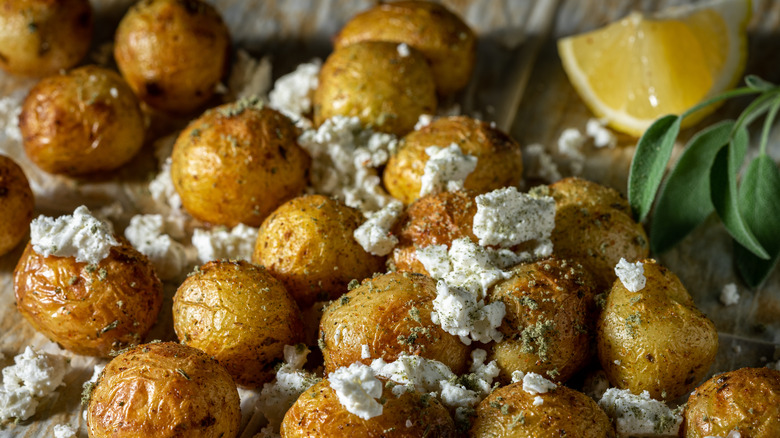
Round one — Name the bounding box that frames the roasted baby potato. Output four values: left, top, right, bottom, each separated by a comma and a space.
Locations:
682, 367, 780, 438
0, 0, 92, 76
171, 99, 310, 227
548, 178, 649, 290
320, 272, 470, 374
597, 259, 718, 400
86, 342, 241, 438
253, 195, 385, 308
19, 65, 145, 176
334, 1, 476, 96
488, 257, 597, 384
314, 40, 436, 136
114, 0, 230, 113
469, 381, 615, 437
281, 378, 457, 438
384, 116, 524, 204
392, 189, 478, 274
0, 156, 34, 256
14, 240, 162, 357
173, 260, 304, 388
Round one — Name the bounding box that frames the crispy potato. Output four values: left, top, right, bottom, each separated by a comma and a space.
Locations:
383, 116, 524, 204
0, 156, 34, 256
0, 0, 92, 76
549, 177, 630, 211
281, 378, 457, 438
334, 1, 476, 96
487, 257, 597, 384
173, 260, 304, 388
597, 259, 718, 400
392, 189, 478, 274
314, 40, 436, 136
19, 66, 145, 176
171, 100, 310, 227
114, 0, 230, 113
87, 342, 241, 438
469, 382, 615, 437
253, 195, 385, 308
320, 272, 470, 374
682, 367, 780, 438
13, 240, 162, 357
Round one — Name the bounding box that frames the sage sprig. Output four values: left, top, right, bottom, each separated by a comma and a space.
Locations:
628, 75, 780, 287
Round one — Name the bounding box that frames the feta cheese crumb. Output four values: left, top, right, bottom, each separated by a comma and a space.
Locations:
0, 94, 23, 143
523, 143, 562, 183
269, 60, 320, 127
765, 359, 780, 371
353, 201, 403, 256
125, 214, 188, 280
586, 118, 617, 148
720, 283, 740, 306
615, 258, 646, 292
396, 43, 411, 57
405, 419, 413, 428
472, 186, 556, 248
228, 49, 273, 101
598, 388, 682, 437
511, 370, 525, 383
558, 128, 586, 175
431, 280, 506, 345
414, 114, 434, 131
53, 424, 77, 438
361, 344, 371, 359
414, 244, 451, 279
419, 144, 478, 197
145, 155, 190, 240
192, 224, 258, 263
31, 206, 119, 264
522, 372, 556, 395
329, 363, 383, 420
533, 396, 544, 406
0, 347, 68, 422
257, 344, 320, 431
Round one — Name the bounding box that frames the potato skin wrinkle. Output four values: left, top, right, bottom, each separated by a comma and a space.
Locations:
0, 156, 34, 257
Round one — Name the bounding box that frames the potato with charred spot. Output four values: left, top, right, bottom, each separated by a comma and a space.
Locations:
173, 260, 304, 388
597, 259, 718, 401
320, 272, 470, 374
0, 0, 92, 77
314, 41, 436, 136
86, 342, 241, 438
171, 100, 310, 227
19, 66, 145, 176
682, 367, 780, 438
334, 1, 476, 96
0, 156, 34, 257
13, 240, 162, 357
114, 0, 230, 113
384, 116, 524, 205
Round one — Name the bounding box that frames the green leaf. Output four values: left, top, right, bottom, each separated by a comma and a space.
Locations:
745, 75, 776, 92
710, 128, 769, 260
628, 115, 681, 221
735, 156, 780, 287
650, 121, 734, 254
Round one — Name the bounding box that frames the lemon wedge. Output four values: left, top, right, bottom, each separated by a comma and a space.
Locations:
558, 0, 751, 137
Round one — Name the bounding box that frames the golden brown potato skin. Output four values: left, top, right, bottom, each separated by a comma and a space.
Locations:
19, 66, 145, 176
171, 101, 310, 227
597, 259, 718, 400
384, 116, 524, 204
87, 342, 241, 438
548, 177, 649, 290
334, 1, 476, 96
173, 260, 304, 388
488, 257, 597, 384
253, 195, 385, 308
282, 378, 457, 438
392, 189, 478, 274
0, 156, 34, 256
0, 0, 92, 76
683, 367, 780, 438
320, 272, 470, 374
469, 382, 615, 438
13, 240, 162, 357
114, 0, 230, 113
314, 41, 436, 136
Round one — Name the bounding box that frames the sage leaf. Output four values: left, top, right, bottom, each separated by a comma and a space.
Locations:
735, 155, 780, 287
745, 75, 776, 92
628, 115, 681, 221
650, 121, 734, 254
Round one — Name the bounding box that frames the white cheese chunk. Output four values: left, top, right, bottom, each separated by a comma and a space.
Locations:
533, 396, 544, 406
353, 201, 403, 256
396, 43, 411, 57
598, 388, 682, 437
125, 214, 188, 280
0, 347, 68, 422
53, 424, 77, 438
361, 345, 371, 360
557, 128, 586, 174
269, 60, 320, 128
257, 344, 320, 431
720, 283, 740, 306
615, 258, 646, 292
523, 143, 562, 183
30, 205, 119, 264
0, 94, 23, 142
522, 372, 556, 395
414, 244, 451, 279
329, 362, 383, 420
192, 224, 258, 263
228, 49, 273, 101
431, 280, 505, 345
472, 186, 556, 248
419, 144, 477, 197
586, 118, 617, 148
414, 114, 434, 130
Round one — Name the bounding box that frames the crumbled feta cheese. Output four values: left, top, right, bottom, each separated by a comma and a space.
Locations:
405, 419, 413, 428
558, 128, 586, 174
269, 60, 320, 128
586, 118, 617, 148
598, 388, 682, 437
440, 238, 512, 298
469, 349, 500, 389
431, 280, 506, 345
353, 201, 403, 256
533, 396, 544, 406
472, 186, 556, 248
414, 244, 451, 279
523, 143, 562, 183
522, 372, 556, 395
192, 224, 258, 263
53, 424, 77, 438
0, 94, 23, 143
396, 43, 411, 57
615, 258, 646, 292
146, 155, 189, 240
125, 214, 188, 280
765, 359, 780, 371
511, 370, 525, 383
30, 206, 119, 264
703, 431, 741, 438
0, 347, 68, 422
149, 158, 181, 210
419, 144, 478, 197
329, 363, 383, 420
414, 114, 434, 130
257, 344, 320, 431
720, 283, 740, 306
228, 49, 273, 101
361, 345, 371, 359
